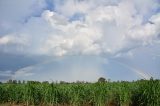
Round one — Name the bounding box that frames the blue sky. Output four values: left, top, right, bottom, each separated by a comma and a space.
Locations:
0, 0, 160, 82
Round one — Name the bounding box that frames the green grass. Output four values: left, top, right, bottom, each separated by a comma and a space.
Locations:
0, 79, 160, 106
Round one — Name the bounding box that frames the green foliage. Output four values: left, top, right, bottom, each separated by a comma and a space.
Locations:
131, 79, 160, 106
0, 79, 160, 106
98, 77, 106, 83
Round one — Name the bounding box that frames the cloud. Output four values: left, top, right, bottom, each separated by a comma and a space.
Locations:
12, 66, 34, 79
1, 0, 160, 57
0, 52, 49, 81
1, 13, 158, 56
0, 34, 28, 45
0, 0, 47, 35
0, 0, 160, 81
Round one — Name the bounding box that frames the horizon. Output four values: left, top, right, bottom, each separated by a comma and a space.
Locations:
0, 0, 160, 82
1, 76, 157, 83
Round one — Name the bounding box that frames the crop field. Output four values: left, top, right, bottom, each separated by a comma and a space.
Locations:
0, 79, 160, 106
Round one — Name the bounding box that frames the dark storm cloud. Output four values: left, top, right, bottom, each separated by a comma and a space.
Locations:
0, 52, 49, 81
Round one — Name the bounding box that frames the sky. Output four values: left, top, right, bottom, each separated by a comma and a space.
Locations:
0, 0, 160, 82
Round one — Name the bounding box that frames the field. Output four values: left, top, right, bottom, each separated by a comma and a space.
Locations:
0, 78, 160, 106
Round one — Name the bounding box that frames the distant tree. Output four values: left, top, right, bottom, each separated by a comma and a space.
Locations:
60, 81, 66, 84
76, 81, 85, 84
42, 81, 49, 84
18, 80, 21, 84
27, 81, 41, 84
22, 80, 25, 84
12, 80, 17, 84
150, 77, 154, 80
107, 79, 111, 82
98, 77, 106, 83
7, 79, 13, 84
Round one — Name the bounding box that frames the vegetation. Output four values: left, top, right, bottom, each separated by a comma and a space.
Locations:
0, 78, 160, 106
